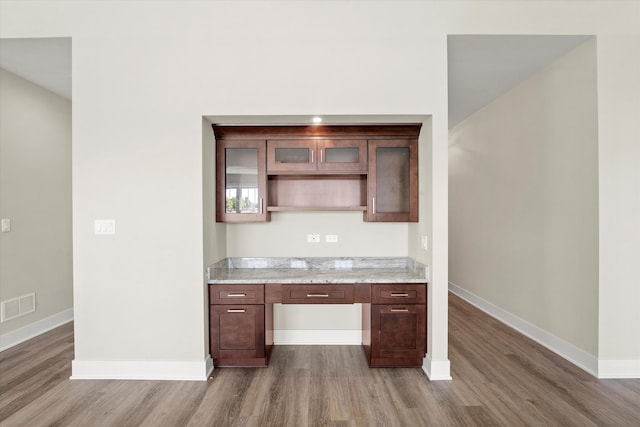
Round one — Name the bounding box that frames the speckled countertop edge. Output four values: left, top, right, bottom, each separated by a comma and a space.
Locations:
207, 257, 429, 284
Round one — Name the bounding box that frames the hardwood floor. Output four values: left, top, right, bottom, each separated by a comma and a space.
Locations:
1, 294, 639, 426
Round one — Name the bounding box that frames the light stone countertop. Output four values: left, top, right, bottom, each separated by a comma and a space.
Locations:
207, 257, 429, 284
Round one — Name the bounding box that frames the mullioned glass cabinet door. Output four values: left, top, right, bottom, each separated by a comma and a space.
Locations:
216, 140, 268, 222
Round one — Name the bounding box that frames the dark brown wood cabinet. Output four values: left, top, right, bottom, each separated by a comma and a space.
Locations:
216, 139, 269, 223
267, 139, 367, 173
363, 283, 426, 367
209, 284, 271, 367
210, 282, 426, 368
212, 124, 421, 222
366, 139, 419, 222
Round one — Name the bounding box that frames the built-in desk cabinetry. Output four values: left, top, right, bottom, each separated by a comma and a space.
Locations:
213, 124, 420, 222
209, 284, 272, 367
365, 284, 427, 367
208, 282, 427, 368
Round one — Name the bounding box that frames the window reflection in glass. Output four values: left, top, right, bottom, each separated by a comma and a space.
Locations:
225, 148, 259, 214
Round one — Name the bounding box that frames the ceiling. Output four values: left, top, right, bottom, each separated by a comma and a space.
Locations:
0, 35, 591, 127
0, 37, 71, 99
447, 35, 591, 127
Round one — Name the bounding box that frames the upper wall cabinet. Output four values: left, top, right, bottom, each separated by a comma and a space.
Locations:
216, 139, 269, 223
267, 139, 368, 173
212, 124, 421, 223
366, 139, 418, 222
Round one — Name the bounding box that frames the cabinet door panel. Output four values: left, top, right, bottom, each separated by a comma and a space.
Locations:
216, 140, 268, 222
267, 140, 316, 173
371, 304, 425, 360
317, 139, 367, 172
210, 305, 265, 361
367, 139, 418, 222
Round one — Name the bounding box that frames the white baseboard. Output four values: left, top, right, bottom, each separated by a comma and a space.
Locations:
205, 355, 214, 378
274, 329, 361, 345
71, 357, 212, 381
422, 353, 452, 380
598, 359, 640, 379
449, 282, 599, 377
0, 308, 74, 352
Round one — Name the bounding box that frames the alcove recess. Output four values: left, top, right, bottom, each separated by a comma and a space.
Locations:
213, 124, 420, 222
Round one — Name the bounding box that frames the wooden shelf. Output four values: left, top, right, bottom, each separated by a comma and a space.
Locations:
267, 206, 367, 212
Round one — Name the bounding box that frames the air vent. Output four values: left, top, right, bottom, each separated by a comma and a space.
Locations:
1, 293, 36, 322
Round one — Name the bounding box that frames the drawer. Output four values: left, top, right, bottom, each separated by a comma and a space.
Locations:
281, 284, 354, 304
371, 284, 425, 304
210, 284, 264, 305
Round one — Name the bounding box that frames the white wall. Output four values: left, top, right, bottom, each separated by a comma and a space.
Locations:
1, 0, 638, 379
0, 68, 72, 343
449, 39, 599, 360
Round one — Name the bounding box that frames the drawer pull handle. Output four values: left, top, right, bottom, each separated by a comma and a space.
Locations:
306, 293, 329, 298
390, 292, 409, 297
227, 309, 246, 313
226, 293, 246, 297
390, 308, 409, 312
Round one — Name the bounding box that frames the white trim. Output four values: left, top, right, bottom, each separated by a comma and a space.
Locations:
448, 282, 599, 377
274, 329, 361, 345
422, 353, 452, 380
422, 354, 452, 381
598, 359, 640, 379
71, 358, 212, 381
0, 308, 73, 352
205, 355, 214, 378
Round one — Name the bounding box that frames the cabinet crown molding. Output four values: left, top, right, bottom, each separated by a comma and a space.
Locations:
212, 124, 422, 140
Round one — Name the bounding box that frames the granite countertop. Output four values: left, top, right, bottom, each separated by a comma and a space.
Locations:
207, 257, 429, 284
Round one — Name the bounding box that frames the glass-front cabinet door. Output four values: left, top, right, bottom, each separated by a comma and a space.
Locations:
267, 140, 316, 173
317, 139, 367, 172
267, 139, 367, 173
366, 139, 418, 222
216, 140, 268, 222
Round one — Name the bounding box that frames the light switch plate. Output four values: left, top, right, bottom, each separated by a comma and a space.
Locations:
1, 219, 10, 233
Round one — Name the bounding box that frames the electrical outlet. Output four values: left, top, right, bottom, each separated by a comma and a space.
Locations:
326, 234, 338, 243
307, 234, 320, 243
95, 219, 116, 235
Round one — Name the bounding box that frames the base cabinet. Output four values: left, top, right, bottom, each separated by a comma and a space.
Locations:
210, 305, 267, 367
368, 304, 426, 367
209, 282, 426, 368
209, 284, 270, 367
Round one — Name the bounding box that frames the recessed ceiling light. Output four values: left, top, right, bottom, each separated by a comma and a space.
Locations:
312, 116, 322, 124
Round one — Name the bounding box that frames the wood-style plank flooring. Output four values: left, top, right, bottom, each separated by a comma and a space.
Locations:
1, 293, 639, 426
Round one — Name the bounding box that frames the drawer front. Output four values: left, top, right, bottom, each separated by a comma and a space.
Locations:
371, 284, 426, 304
210, 284, 264, 305
282, 284, 354, 304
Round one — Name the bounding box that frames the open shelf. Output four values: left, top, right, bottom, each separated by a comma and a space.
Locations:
267, 206, 367, 212
267, 174, 367, 211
